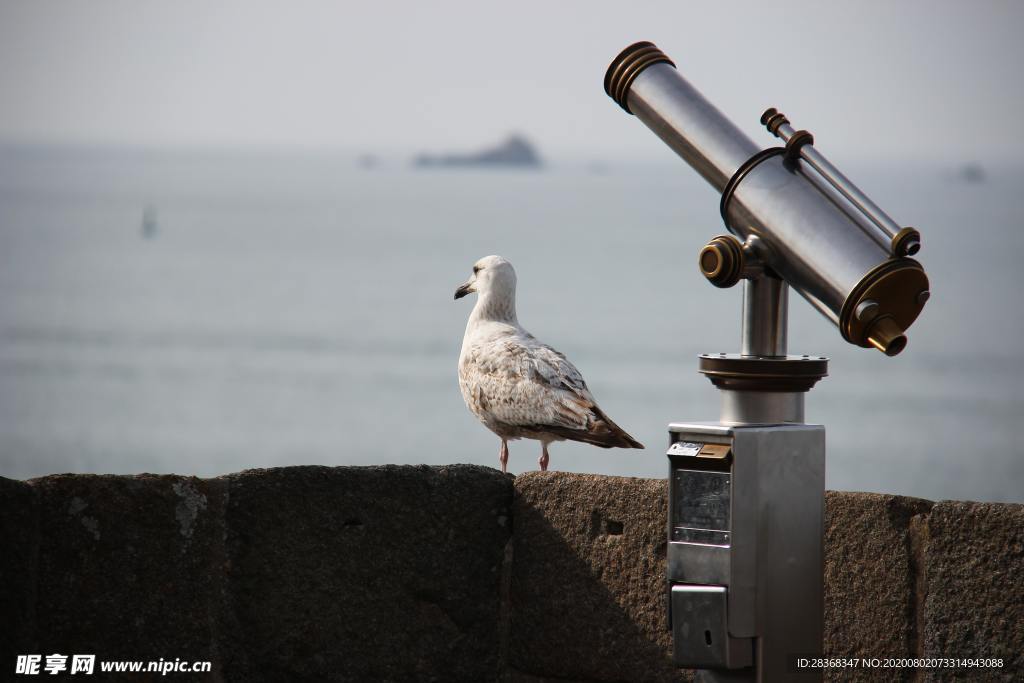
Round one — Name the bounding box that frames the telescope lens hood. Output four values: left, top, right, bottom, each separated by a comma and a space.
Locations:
604, 41, 675, 113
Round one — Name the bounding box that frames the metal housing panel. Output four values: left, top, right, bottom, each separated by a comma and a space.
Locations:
671, 585, 753, 670
731, 425, 825, 679
668, 424, 824, 682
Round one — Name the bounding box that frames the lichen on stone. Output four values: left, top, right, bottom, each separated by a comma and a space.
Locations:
81, 515, 100, 540
172, 480, 208, 539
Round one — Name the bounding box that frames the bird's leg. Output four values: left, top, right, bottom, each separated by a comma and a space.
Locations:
538, 442, 549, 472
499, 439, 509, 473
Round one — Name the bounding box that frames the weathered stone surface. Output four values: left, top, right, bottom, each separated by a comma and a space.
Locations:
504, 668, 608, 683
923, 501, 1024, 682
509, 471, 685, 683
0, 476, 37, 664
26, 473, 227, 678
824, 491, 933, 682
5, 464, 1024, 682
220, 464, 512, 683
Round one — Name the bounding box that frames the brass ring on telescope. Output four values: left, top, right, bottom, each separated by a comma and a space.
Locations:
891, 226, 922, 257
603, 41, 675, 113
840, 258, 929, 356
719, 147, 786, 225
784, 130, 815, 161
699, 354, 829, 392
698, 235, 744, 288
760, 108, 790, 137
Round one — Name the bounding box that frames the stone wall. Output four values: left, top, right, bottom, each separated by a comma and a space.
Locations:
1, 466, 1021, 681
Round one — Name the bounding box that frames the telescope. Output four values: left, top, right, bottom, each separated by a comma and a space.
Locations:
604, 42, 931, 681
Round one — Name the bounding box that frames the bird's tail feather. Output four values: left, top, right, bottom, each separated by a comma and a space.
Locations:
538, 407, 644, 449
591, 404, 644, 449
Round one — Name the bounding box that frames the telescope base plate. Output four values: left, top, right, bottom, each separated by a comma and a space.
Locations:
699, 354, 828, 393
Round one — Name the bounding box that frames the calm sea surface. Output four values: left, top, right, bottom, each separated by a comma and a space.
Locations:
0, 146, 1021, 502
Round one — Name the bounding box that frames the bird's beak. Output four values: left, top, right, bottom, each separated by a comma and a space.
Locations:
454, 280, 475, 300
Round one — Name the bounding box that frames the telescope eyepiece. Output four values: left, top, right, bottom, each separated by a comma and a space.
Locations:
760, 108, 790, 135
866, 317, 908, 356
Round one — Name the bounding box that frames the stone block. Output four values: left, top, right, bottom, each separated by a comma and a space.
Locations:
509, 471, 685, 683
0, 476, 38, 664
220, 464, 512, 682
26, 473, 227, 678
923, 500, 1024, 682
824, 491, 932, 682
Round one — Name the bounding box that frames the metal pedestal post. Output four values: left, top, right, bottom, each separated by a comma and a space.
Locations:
667, 275, 827, 682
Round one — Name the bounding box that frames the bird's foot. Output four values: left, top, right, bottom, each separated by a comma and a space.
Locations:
499, 440, 509, 474
538, 446, 549, 472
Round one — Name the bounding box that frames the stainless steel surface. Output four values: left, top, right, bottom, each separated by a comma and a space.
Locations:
855, 299, 880, 322
671, 585, 754, 669
797, 157, 895, 254
773, 119, 903, 246
731, 426, 825, 681
626, 62, 760, 192
739, 235, 767, 279
669, 542, 731, 585
696, 670, 759, 683
725, 154, 891, 327
667, 453, 733, 584
669, 425, 825, 682
720, 390, 804, 425
741, 277, 788, 357
669, 422, 734, 442
672, 467, 732, 545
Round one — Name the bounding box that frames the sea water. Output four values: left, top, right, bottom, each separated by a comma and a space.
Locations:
0, 145, 1021, 503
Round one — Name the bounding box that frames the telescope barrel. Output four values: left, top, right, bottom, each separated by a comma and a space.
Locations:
605, 42, 930, 355
762, 108, 921, 257
604, 42, 760, 191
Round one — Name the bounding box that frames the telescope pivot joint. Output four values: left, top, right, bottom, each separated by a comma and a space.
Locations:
698, 234, 766, 288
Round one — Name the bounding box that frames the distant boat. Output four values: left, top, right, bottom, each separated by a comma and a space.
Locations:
959, 163, 986, 183
414, 134, 543, 169
141, 205, 158, 239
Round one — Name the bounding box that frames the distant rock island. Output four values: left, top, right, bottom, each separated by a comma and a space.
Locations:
414, 134, 542, 169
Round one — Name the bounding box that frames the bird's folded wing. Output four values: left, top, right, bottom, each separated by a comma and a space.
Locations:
462, 339, 596, 431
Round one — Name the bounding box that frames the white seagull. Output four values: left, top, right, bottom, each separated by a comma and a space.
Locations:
455, 255, 644, 473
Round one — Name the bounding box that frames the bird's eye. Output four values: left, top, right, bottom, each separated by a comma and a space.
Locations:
473, 266, 481, 274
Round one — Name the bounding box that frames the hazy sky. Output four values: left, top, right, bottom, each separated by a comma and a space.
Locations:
1, 0, 1021, 162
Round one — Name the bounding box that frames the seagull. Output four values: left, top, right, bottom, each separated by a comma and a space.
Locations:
455, 255, 644, 473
